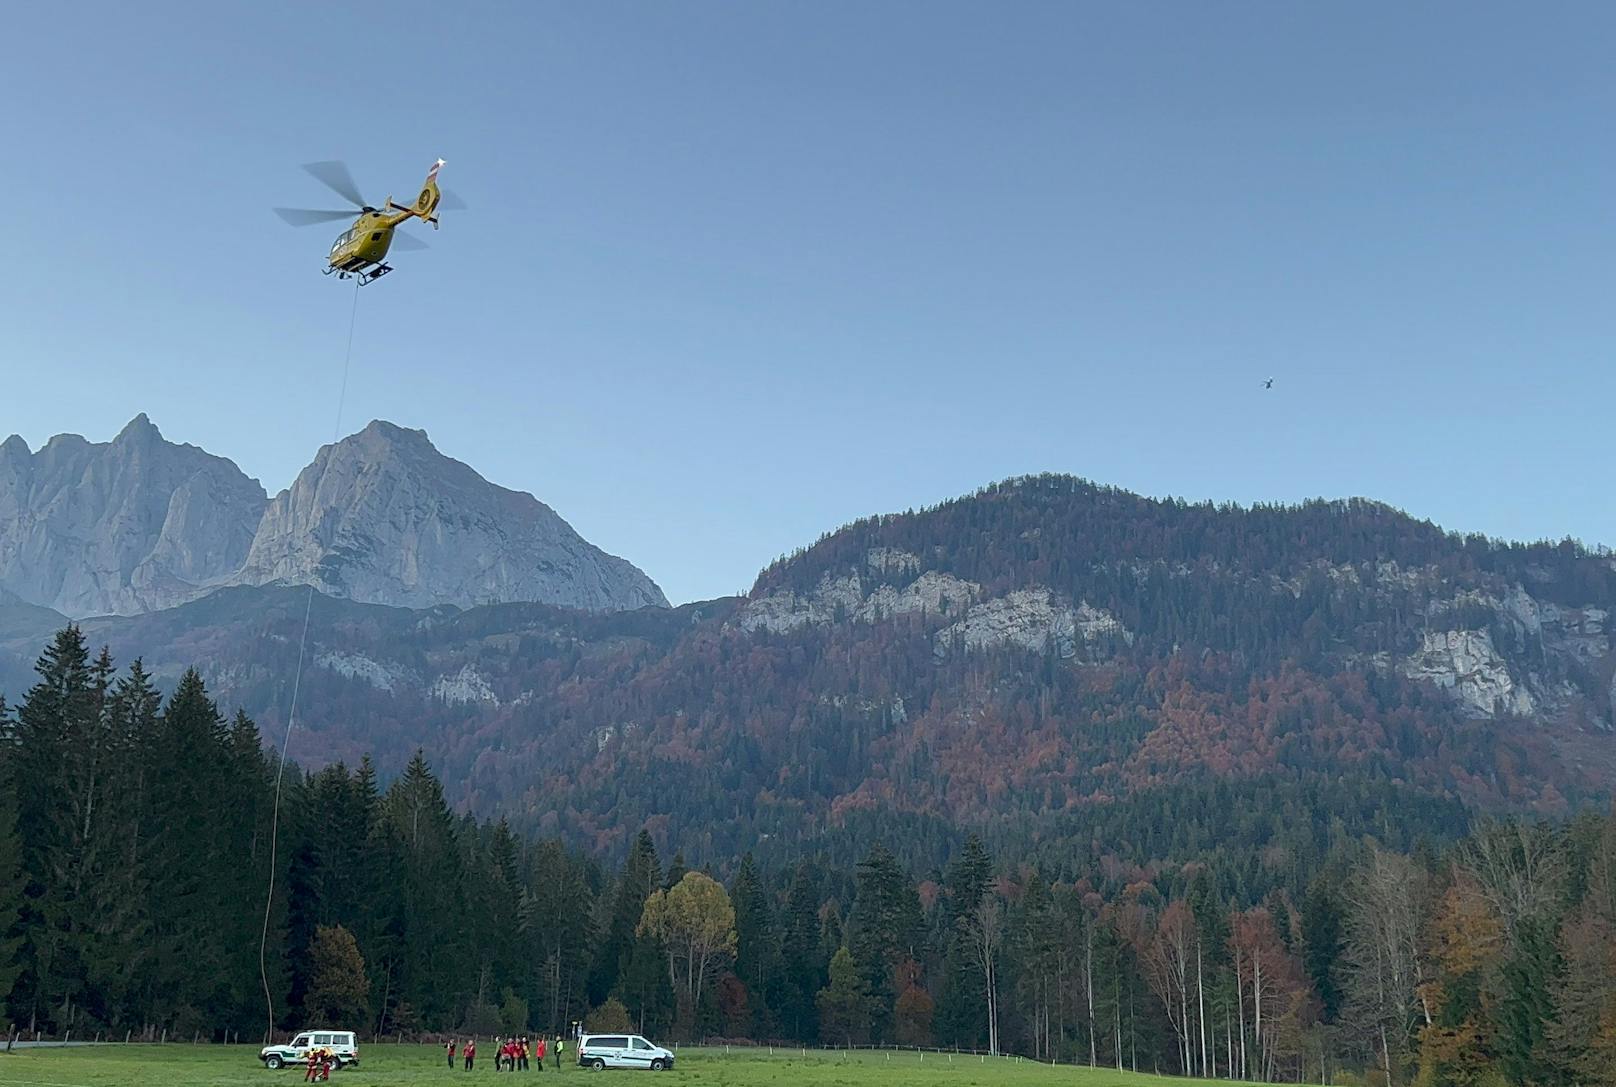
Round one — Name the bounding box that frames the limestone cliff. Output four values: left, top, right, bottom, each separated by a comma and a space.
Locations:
1, 416, 666, 616
0, 415, 266, 615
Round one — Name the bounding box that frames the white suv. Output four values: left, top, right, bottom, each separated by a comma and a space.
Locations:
259, 1030, 359, 1070
577, 1033, 675, 1070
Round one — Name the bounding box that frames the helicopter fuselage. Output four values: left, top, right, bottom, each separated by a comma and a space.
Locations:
326, 209, 407, 274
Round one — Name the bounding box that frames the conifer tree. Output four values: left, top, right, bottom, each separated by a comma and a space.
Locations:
590, 829, 660, 1007
306, 924, 371, 1024
10, 627, 101, 1031
519, 840, 596, 1033
1496, 917, 1559, 1087
848, 842, 924, 1042
777, 861, 825, 1041
0, 735, 24, 1015
817, 947, 869, 1046
1300, 876, 1344, 1022
377, 751, 466, 1028
730, 853, 777, 1036
936, 834, 993, 1046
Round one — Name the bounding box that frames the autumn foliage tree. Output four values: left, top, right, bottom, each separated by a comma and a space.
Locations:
1415, 875, 1505, 1087
637, 871, 736, 1033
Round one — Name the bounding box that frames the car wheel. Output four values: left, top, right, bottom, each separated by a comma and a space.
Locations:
591, 1057, 606, 1070
265, 1055, 283, 1069
650, 1058, 666, 1071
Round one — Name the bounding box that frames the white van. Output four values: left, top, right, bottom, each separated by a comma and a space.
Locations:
576, 1033, 675, 1070
259, 1029, 360, 1069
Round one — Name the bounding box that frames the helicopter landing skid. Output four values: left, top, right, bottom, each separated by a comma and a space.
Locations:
325, 263, 394, 286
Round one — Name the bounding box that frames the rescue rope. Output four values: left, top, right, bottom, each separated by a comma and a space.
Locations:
258, 279, 361, 1043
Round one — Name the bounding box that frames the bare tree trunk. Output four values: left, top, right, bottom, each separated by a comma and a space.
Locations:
1252, 948, 1264, 1082
1114, 977, 1122, 1071
1085, 927, 1097, 1068
1236, 951, 1247, 1080
1198, 942, 1208, 1077
1226, 1005, 1233, 1082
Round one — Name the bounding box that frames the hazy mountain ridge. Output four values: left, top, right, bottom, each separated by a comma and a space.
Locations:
2, 472, 1612, 867
0, 416, 667, 616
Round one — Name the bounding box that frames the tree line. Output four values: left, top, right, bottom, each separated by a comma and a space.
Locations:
1, 627, 1613, 1084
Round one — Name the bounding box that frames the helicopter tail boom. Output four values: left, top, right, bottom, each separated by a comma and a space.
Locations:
391, 158, 445, 229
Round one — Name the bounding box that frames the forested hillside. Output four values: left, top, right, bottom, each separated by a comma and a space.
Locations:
2, 627, 1613, 1086
1, 474, 1612, 882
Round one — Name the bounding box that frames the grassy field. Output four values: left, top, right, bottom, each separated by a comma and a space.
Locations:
0, 1043, 1226, 1087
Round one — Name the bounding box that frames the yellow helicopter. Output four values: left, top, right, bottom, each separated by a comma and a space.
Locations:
274, 159, 462, 285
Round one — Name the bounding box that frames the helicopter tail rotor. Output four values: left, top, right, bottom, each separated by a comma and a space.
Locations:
389, 158, 446, 229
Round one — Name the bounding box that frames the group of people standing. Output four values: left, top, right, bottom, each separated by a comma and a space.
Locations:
447, 1036, 564, 1071
303, 1047, 336, 1081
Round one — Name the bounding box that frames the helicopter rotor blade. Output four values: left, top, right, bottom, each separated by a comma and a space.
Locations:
389, 230, 430, 252
437, 188, 469, 212
274, 207, 358, 227
301, 160, 367, 208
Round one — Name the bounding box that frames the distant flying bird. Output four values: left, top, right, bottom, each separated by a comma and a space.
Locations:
1262, 378, 1274, 389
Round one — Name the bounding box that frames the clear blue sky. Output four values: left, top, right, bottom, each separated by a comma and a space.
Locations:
5, 3, 1614, 604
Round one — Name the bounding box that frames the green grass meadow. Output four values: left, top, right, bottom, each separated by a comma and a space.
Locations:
0, 1044, 1226, 1087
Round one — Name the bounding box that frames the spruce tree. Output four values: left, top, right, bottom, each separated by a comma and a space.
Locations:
520, 840, 597, 1033
847, 843, 924, 1043
589, 829, 660, 1008
1299, 876, 1344, 1021
9, 627, 101, 1031
778, 861, 825, 1041
816, 947, 869, 1046
664, 850, 688, 890
936, 835, 994, 1047
1497, 917, 1560, 1087
306, 924, 371, 1025
730, 853, 777, 1036
377, 751, 466, 1028
0, 738, 24, 1018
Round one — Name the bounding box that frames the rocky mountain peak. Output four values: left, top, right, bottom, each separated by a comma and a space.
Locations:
346, 419, 434, 456
0, 416, 268, 617
1, 415, 667, 617
113, 412, 162, 445
238, 421, 666, 612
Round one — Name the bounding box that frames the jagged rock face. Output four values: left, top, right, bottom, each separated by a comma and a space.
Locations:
1, 416, 667, 617
1402, 629, 1536, 718
0, 415, 267, 616
936, 589, 1132, 659
236, 421, 667, 612
431, 663, 499, 705
738, 563, 979, 633
738, 549, 1132, 659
